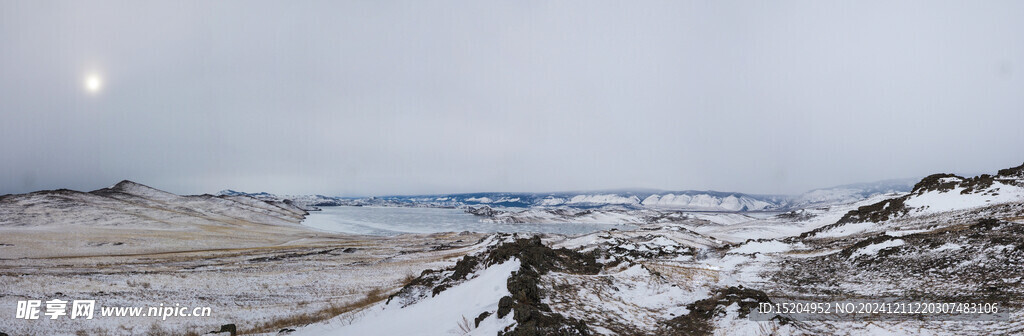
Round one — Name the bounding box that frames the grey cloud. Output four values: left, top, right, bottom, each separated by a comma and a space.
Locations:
2, 1, 1023, 196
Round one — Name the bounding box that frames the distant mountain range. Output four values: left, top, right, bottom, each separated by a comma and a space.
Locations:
218, 178, 918, 212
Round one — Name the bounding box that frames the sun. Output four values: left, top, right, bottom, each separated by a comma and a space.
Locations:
84, 73, 103, 94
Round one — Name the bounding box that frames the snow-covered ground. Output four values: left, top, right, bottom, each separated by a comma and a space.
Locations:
904, 184, 1024, 215
285, 164, 1024, 336
293, 259, 521, 336
3, 163, 1023, 335
0, 182, 497, 335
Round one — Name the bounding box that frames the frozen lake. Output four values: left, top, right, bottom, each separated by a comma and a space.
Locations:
302, 206, 634, 236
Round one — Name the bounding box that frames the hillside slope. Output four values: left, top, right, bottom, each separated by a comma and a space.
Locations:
0, 180, 323, 258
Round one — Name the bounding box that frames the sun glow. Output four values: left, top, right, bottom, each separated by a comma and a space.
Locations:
84, 73, 103, 94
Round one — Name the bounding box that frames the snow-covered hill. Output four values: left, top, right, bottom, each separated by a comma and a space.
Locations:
788, 178, 916, 209
0, 180, 316, 257
831, 163, 1024, 226
641, 193, 776, 211
218, 189, 347, 210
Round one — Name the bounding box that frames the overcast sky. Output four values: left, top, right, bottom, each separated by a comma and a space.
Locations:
1, 1, 1023, 196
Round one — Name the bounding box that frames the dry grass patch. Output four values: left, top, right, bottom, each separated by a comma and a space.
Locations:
644, 262, 720, 286
239, 287, 390, 334
1004, 216, 1024, 223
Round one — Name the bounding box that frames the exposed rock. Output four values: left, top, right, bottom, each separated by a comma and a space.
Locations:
211, 323, 236, 336
492, 237, 597, 336
474, 311, 493, 328
466, 205, 501, 217
997, 162, 1024, 180
658, 286, 785, 336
